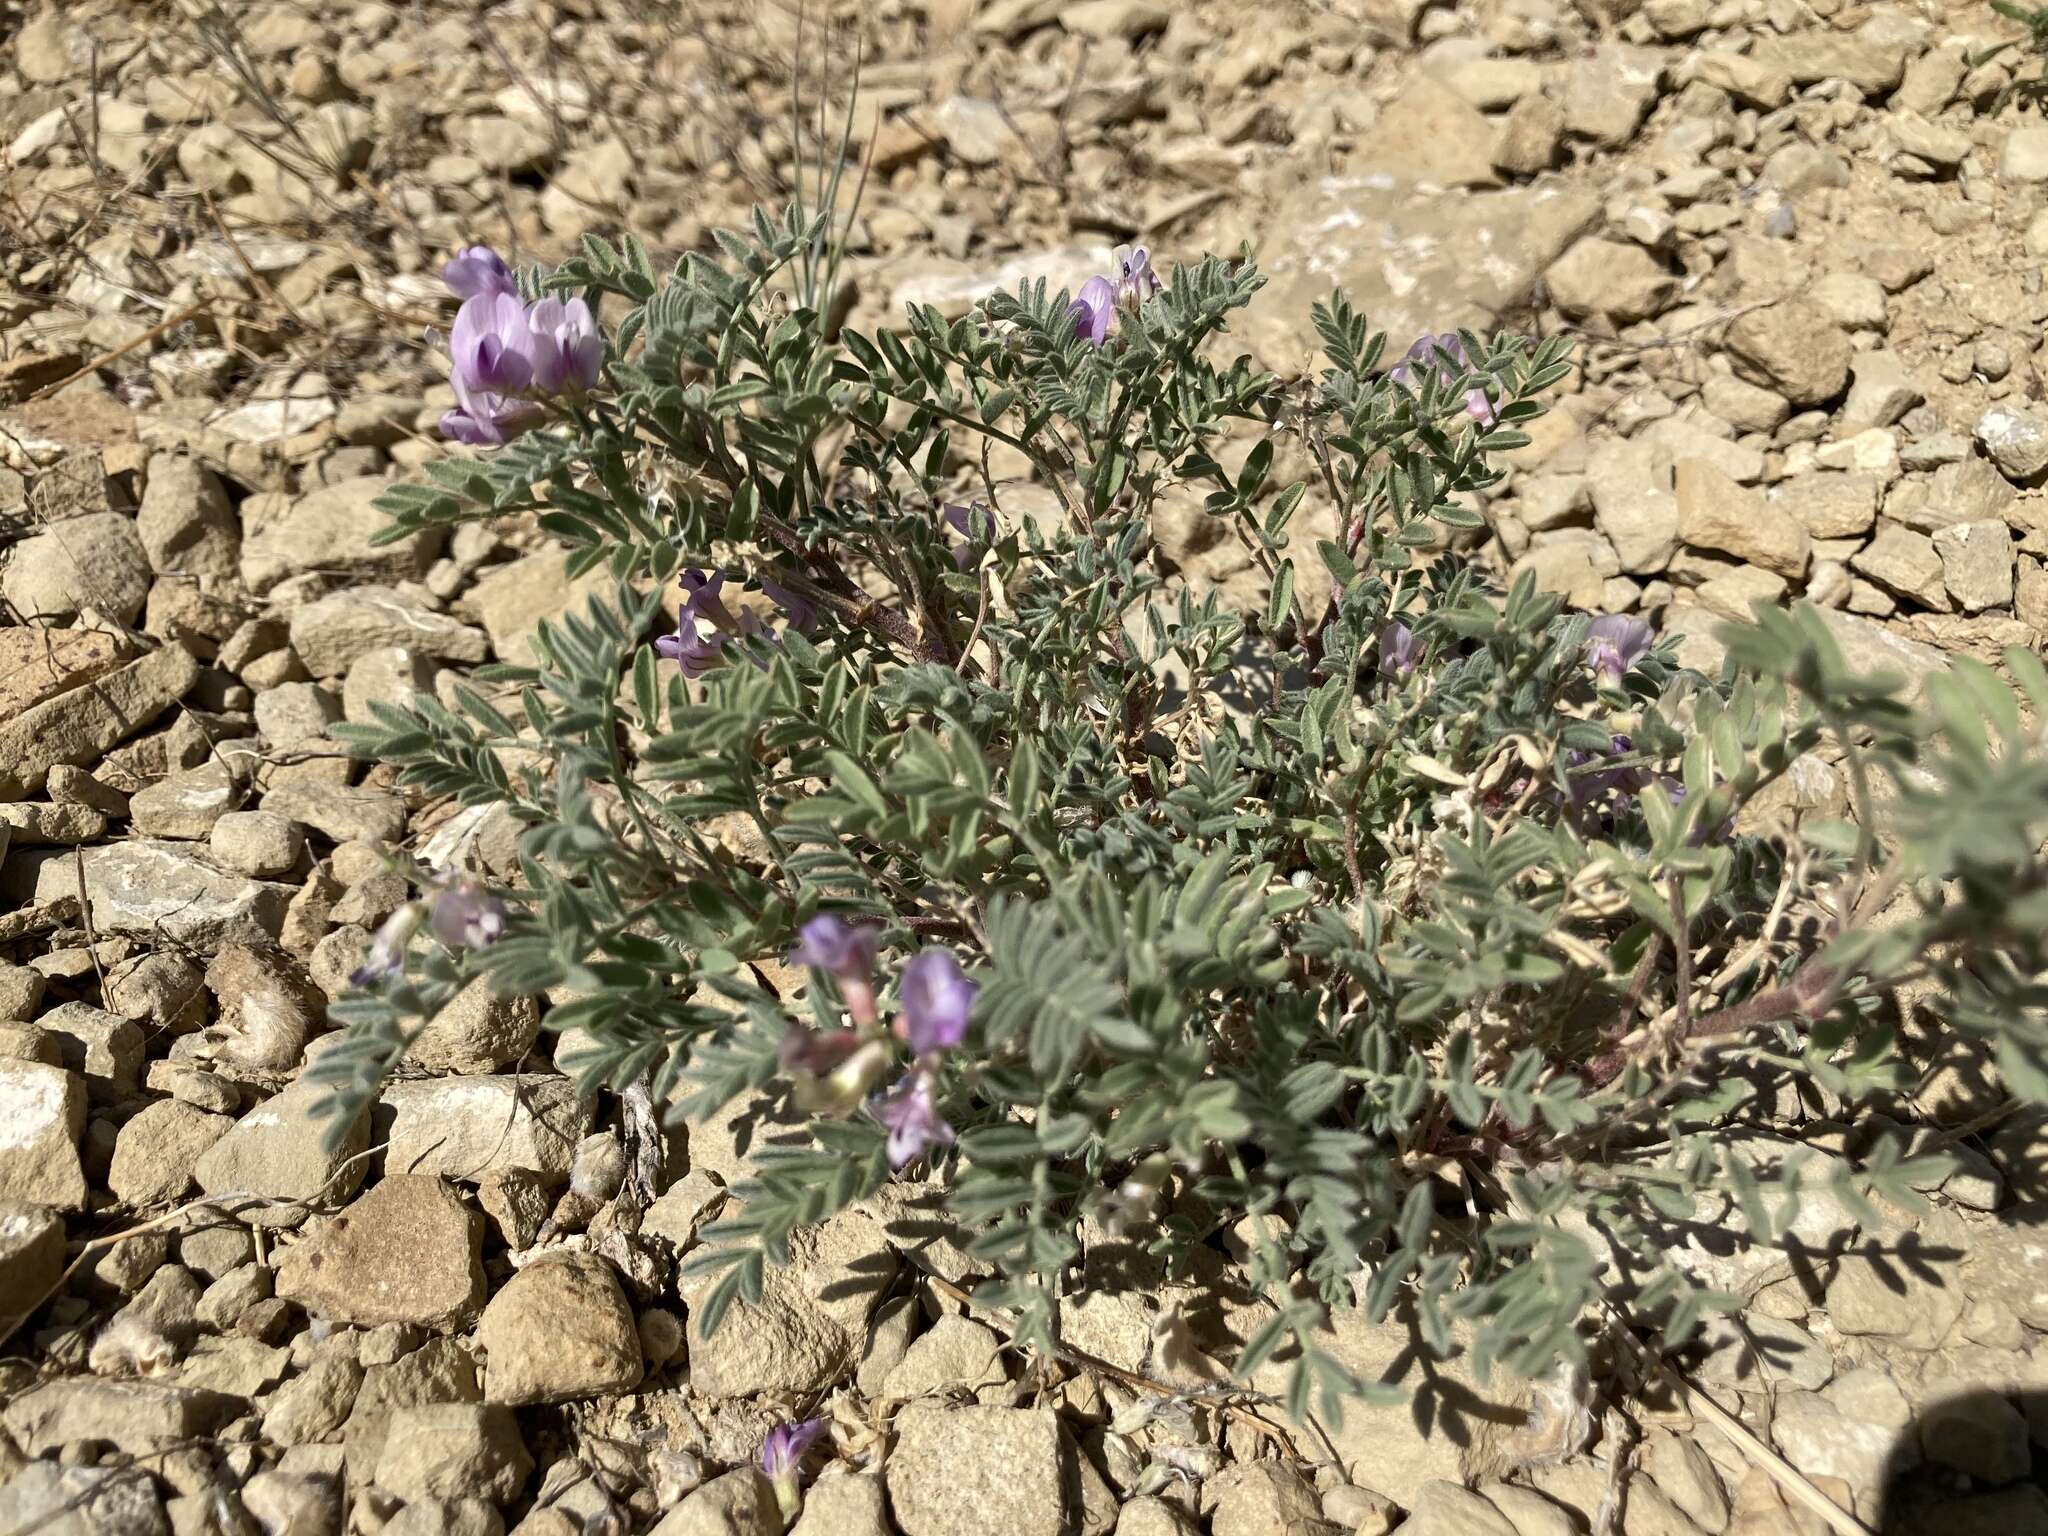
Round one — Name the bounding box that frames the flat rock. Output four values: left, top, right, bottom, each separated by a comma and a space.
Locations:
137, 454, 239, 583
476, 1251, 640, 1404
1851, 524, 1949, 611
28, 842, 294, 946
277, 1175, 485, 1329
1674, 458, 1808, 577
681, 1205, 898, 1398
194, 1076, 369, 1226
376, 1075, 594, 1185
407, 978, 544, 1074
0, 1198, 65, 1334
1249, 179, 1599, 374
887, 1405, 1067, 1536
650, 1468, 779, 1536
240, 475, 438, 594
1932, 519, 2015, 612
374, 1403, 532, 1503
0, 643, 199, 800
3, 1378, 239, 1457
260, 780, 406, 845
36, 1001, 144, 1101
1545, 237, 1674, 323
0, 626, 125, 720
2, 510, 153, 626
1357, 74, 1500, 190
1724, 300, 1852, 406
469, 547, 615, 669
288, 585, 490, 678
128, 761, 239, 840
0, 1059, 88, 1209
0, 1460, 170, 1536
108, 1100, 232, 1206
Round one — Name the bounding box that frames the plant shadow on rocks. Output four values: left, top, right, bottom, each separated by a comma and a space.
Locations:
1871, 1387, 2048, 1533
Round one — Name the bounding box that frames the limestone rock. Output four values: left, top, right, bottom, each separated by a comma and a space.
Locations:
276, 1176, 485, 1329
240, 476, 437, 593
376, 1075, 594, 1185
137, 455, 239, 583
888, 1406, 1067, 1536
108, 1101, 232, 1207
789, 1475, 889, 1536
0, 644, 199, 800
1358, 75, 1500, 190
1975, 405, 2048, 484
881, 1315, 1007, 1399
341, 1338, 483, 1484
476, 1251, 640, 1404
194, 1077, 369, 1226
1586, 438, 1677, 574
260, 781, 405, 845
288, 585, 489, 678
1724, 301, 1852, 406
1851, 525, 1949, 610
1396, 1482, 1516, 1536
0, 1060, 88, 1209
1545, 238, 1674, 323
2, 511, 153, 626
1931, 519, 2014, 613
0, 1198, 65, 1334
374, 1404, 532, 1503
1770, 474, 1878, 540
27, 841, 293, 947
1674, 459, 1808, 577
211, 810, 304, 877
1203, 1463, 1326, 1536
129, 762, 239, 840
260, 1352, 363, 1446
4, 1378, 239, 1457
406, 979, 544, 1074
37, 1001, 144, 1101
682, 1205, 897, 1398
0, 1461, 170, 1536
470, 548, 616, 669
649, 1469, 778, 1536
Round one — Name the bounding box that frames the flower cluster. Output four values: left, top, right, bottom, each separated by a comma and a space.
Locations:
1391, 331, 1503, 427
759, 1418, 825, 1521
350, 874, 507, 988
780, 918, 976, 1169
653, 567, 817, 679
439, 246, 602, 445
1069, 243, 1161, 346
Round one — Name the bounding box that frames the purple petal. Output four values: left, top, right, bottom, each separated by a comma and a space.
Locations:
443, 246, 518, 301
789, 916, 879, 979
1071, 276, 1116, 346
900, 950, 975, 1057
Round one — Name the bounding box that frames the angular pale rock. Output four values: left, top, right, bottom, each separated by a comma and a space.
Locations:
37, 1001, 144, 1101
341, 1337, 483, 1483
376, 1075, 594, 1185
0, 1198, 64, 1334
476, 1252, 640, 1404
288, 585, 490, 678
375, 1403, 532, 1503
1204, 1463, 1326, 1536
1544, 238, 1674, 323
888, 1406, 1067, 1536
1838, 351, 1922, 433
4, 1378, 240, 1457
1564, 45, 1663, 146
130, 761, 238, 840
344, 647, 442, 723
194, 1077, 369, 1226
276, 1175, 485, 1329
1975, 405, 2048, 484
1249, 179, 1598, 373
1, 1461, 171, 1536
1851, 524, 1949, 611
1932, 519, 2015, 613
1813, 609, 1949, 702
108, 1101, 232, 1207
1697, 565, 1788, 622
683, 1204, 898, 1397
1492, 93, 1565, 177
254, 682, 340, 750
261, 1352, 363, 1446
881, 1315, 1007, 1399
1585, 439, 1677, 575
1642, 416, 1764, 487
406, 979, 544, 1073
470, 547, 616, 669
29, 842, 294, 946
0, 1060, 88, 1209
1059, 0, 1169, 39
137, 455, 239, 583
260, 781, 405, 845
1769, 474, 1878, 539
788, 1475, 888, 1536
2, 511, 153, 626
1508, 542, 1609, 607
1674, 459, 1808, 577
1696, 50, 1791, 108
650, 1469, 779, 1536
240, 476, 438, 593
1723, 301, 1852, 407
1396, 1482, 1517, 1536
1358, 75, 1500, 189
0, 643, 199, 800
2002, 125, 2048, 183
211, 809, 303, 877
0, 627, 125, 720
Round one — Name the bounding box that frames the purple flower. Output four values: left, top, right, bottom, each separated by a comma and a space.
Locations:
897, 950, 975, 1057
1378, 621, 1419, 680
873, 1070, 954, 1170
790, 915, 881, 1027
350, 903, 424, 988
440, 375, 542, 445
653, 569, 732, 678
943, 505, 985, 571
761, 1418, 826, 1520
526, 295, 603, 394
1584, 615, 1654, 685
1393, 332, 1499, 425
1566, 733, 1645, 812
451, 290, 537, 396
1071, 275, 1116, 347
1112, 244, 1160, 305
443, 246, 518, 301
759, 571, 818, 633
429, 876, 507, 950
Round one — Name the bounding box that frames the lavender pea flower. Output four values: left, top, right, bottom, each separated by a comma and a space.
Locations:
1584, 614, 1654, 685
1393, 332, 1499, 426
430, 876, 507, 950
759, 570, 818, 633
790, 914, 882, 1027
897, 949, 976, 1057
1071, 275, 1116, 346
350, 902, 424, 988
526, 295, 603, 395
653, 569, 732, 679
873, 1069, 955, 1169
943, 505, 984, 571
443, 246, 518, 300
451, 290, 537, 396
1378, 621, 1419, 680
760, 1418, 826, 1521
440, 375, 542, 446
1112, 243, 1160, 305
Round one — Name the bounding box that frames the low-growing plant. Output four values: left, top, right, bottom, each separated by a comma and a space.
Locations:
319, 199, 2048, 1422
